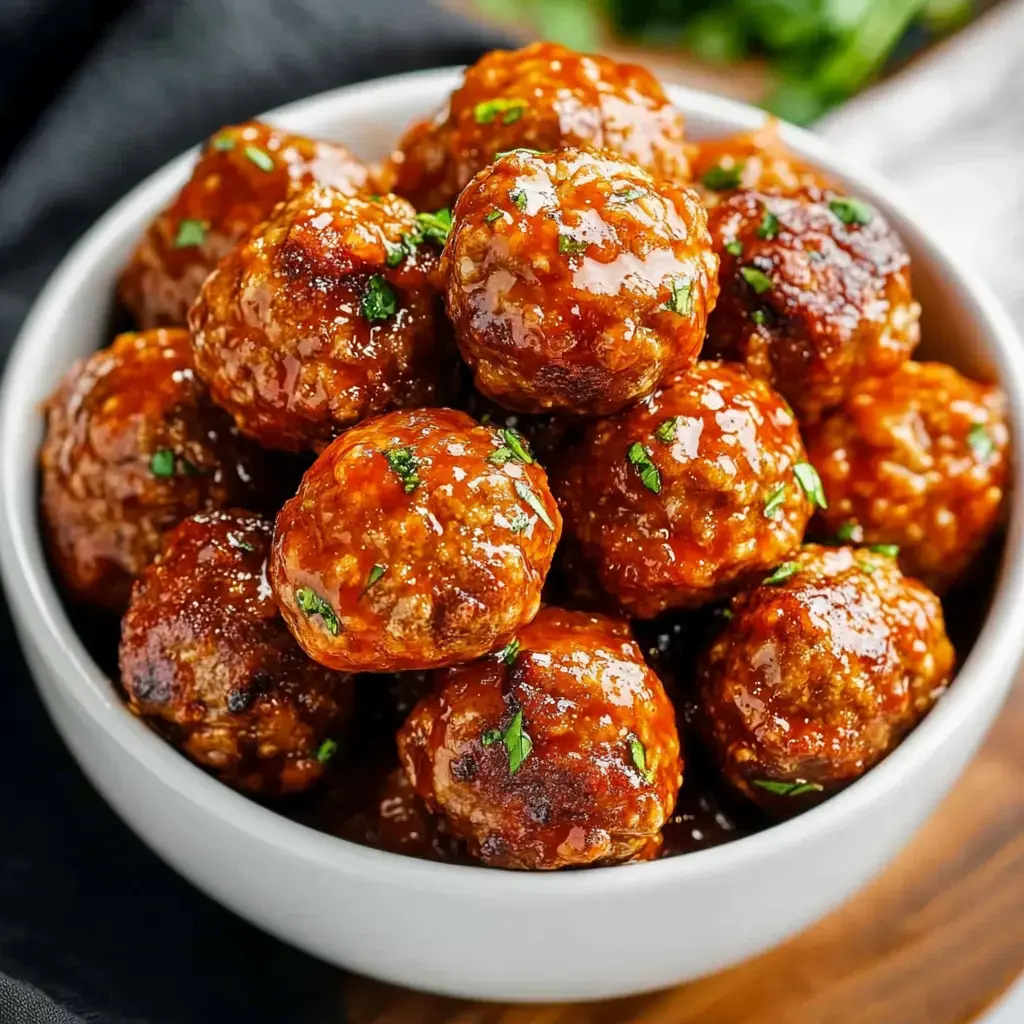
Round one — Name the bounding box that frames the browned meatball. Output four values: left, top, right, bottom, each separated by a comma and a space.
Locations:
40, 329, 271, 611
118, 121, 370, 328
398, 607, 682, 869
189, 185, 453, 452
704, 186, 920, 422
381, 41, 691, 212
554, 361, 815, 618
804, 361, 1010, 592
119, 510, 353, 795
690, 126, 831, 208
699, 544, 954, 811
443, 148, 719, 416
269, 408, 561, 673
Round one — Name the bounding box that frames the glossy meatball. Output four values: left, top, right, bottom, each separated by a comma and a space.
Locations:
554, 361, 815, 617
397, 607, 682, 869
699, 544, 954, 811
270, 408, 561, 673
119, 510, 353, 795
118, 121, 370, 328
189, 185, 452, 452
805, 361, 1010, 592
704, 186, 920, 421
444, 148, 719, 416
40, 329, 270, 610
381, 41, 691, 212
691, 126, 830, 208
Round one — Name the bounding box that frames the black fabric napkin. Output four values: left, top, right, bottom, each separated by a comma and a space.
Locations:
0, 2, 508, 1021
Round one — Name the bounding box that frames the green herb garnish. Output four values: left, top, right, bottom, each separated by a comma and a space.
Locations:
794, 461, 827, 509
485, 209, 504, 223
296, 588, 340, 636
361, 274, 397, 321
558, 234, 588, 255
654, 418, 678, 444
665, 276, 693, 316
763, 483, 787, 519
702, 163, 744, 191
243, 145, 274, 172
173, 219, 206, 248
740, 265, 773, 294
211, 134, 235, 151
481, 728, 502, 746
510, 188, 528, 212
494, 147, 543, 160
725, 240, 743, 257
628, 735, 655, 784
751, 309, 768, 326
384, 241, 406, 267
149, 450, 175, 477
383, 446, 421, 493
829, 197, 873, 226
488, 707, 532, 775
488, 427, 534, 466
513, 480, 555, 529
627, 442, 661, 495
364, 564, 387, 591
858, 559, 878, 574
757, 209, 780, 240
869, 544, 899, 558
763, 561, 800, 585
411, 208, 452, 246
753, 779, 823, 796
497, 638, 521, 665
474, 97, 528, 125
316, 739, 339, 764
836, 521, 862, 543
968, 423, 995, 460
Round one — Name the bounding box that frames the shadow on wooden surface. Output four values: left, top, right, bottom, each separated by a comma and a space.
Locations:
346, 679, 1024, 1024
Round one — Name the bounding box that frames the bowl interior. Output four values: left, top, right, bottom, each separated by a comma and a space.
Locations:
2, 68, 1023, 891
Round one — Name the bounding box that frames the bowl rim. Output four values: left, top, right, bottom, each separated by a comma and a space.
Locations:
2, 66, 1023, 897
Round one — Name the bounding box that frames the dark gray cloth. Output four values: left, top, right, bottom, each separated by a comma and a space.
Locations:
0, 2, 508, 1021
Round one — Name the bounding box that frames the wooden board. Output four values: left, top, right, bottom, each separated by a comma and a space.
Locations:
345, 675, 1024, 1023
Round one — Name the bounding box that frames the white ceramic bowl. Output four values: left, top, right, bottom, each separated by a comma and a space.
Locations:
2, 69, 1022, 1003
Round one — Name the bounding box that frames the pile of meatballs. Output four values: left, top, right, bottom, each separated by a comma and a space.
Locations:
39, 43, 1010, 871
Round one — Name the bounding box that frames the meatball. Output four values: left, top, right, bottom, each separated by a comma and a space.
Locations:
269, 408, 561, 673
189, 185, 453, 452
699, 544, 954, 811
443, 148, 719, 416
40, 328, 271, 610
381, 41, 691, 212
804, 361, 1010, 592
691, 126, 830, 208
118, 121, 370, 328
554, 361, 815, 618
119, 510, 353, 795
704, 186, 920, 422
397, 606, 682, 869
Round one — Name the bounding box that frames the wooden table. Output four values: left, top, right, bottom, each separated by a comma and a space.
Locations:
346, 678, 1024, 1023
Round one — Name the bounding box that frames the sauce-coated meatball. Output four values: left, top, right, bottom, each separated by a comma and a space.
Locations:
118, 121, 370, 328
691, 126, 830, 208
444, 148, 719, 416
397, 607, 682, 869
189, 185, 452, 452
381, 41, 691, 211
699, 544, 953, 810
40, 329, 270, 610
119, 510, 353, 795
805, 361, 1010, 591
704, 187, 920, 421
270, 408, 561, 673
554, 361, 814, 617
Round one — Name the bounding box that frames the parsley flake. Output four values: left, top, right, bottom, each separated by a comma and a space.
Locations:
794, 461, 828, 509
481, 728, 502, 746
227, 532, 255, 553
558, 234, 588, 255
149, 450, 175, 477
725, 240, 743, 257
654, 418, 678, 444
509, 188, 527, 212
665, 276, 693, 316
488, 427, 533, 465
474, 97, 528, 125
364, 564, 387, 591
211, 134, 235, 151
763, 483, 787, 519
316, 739, 339, 764
628, 735, 655, 784
497, 638, 521, 665
702, 163, 744, 191
968, 423, 995, 460
295, 588, 340, 636
361, 274, 397, 321
383, 446, 422, 493
173, 219, 206, 248
384, 241, 406, 267
412, 208, 452, 246
757, 209, 780, 240
763, 561, 800, 585
485, 209, 504, 223
858, 559, 878, 575
869, 544, 899, 558
490, 707, 532, 775
753, 779, 823, 796
751, 309, 768, 326
627, 441, 661, 494
836, 522, 862, 543
243, 145, 274, 172
740, 265, 773, 294
829, 197, 873, 226
513, 480, 555, 529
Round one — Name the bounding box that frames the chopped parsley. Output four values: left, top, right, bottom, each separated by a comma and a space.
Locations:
411, 208, 452, 246
173, 219, 206, 248
364, 564, 387, 591
509, 188, 528, 212
627, 442, 661, 495
361, 274, 397, 321
664, 276, 693, 316
628, 735, 655, 784
488, 427, 534, 466
740, 265, 773, 294
243, 145, 274, 172
611, 186, 645, 203
829, 197, 873, 226
763, 561, 800, 585
654, 418, 678, 444
968, 423, 995, 460
751, 309, 768, 326
757, 209, 780, 240
497, 638, 521, 665
513, 480, 555, 529
701, 162, 744, 191
793, 461, 828, 509
486, 707, 532, 775
836, 521, 862, 543
295, 588, 340, 636
753, 779, 823, 796
227, 532, 255, 553
383, 446, 421, 493
725, 240, 743, 257
384, 241, 406, 268
481, 728, 502, 746
763, 483, 787, 519
211, 134, 235, 151
869, 544, 899, 558
149, 450, 176, 477
485, 209, 504, 223
316, 739, 339, 764
474, 97, 528, 125
558, 234, 588, 255
858, 559, 878, 574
